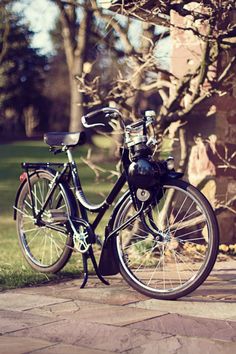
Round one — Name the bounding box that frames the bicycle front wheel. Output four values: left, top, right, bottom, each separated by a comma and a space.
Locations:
16, 170, 74, 273
113, 179, 219, 300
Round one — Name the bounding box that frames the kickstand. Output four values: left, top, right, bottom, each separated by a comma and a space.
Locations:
80, 252, 89, 289
80, 247, 110, 288
89, 247, 110, 286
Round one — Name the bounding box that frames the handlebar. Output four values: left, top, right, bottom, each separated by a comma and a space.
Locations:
81, 107, 123, 129
125, 116, 154, 132
81, 107, 156, 133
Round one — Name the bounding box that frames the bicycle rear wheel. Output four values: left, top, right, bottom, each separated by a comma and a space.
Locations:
16, 170, 74, 273
113, 179, 219, 300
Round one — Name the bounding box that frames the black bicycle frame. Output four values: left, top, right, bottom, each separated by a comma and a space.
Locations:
21, 160, 127, 234
19, 143, 149, 245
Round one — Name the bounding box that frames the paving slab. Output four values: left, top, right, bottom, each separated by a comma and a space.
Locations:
127, 313, 236, 342
15, 285, 147, 305
10, 319, 170, 352
0, 309, 60, 335
128, 298, 236, 320
25, 300, 111, 318
56, 285, 147, 305
11, 274, 148, 305
0, 336, 56, 354
0, 293, 69, 311
73, 306, 166, 326
125, 335, 236, 354
30, 343, 113, 354
27, 301, 167, 325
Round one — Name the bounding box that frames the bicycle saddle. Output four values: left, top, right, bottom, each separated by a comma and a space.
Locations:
44, 131, 86, 147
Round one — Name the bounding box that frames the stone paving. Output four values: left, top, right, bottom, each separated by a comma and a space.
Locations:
0, 259, 236, 353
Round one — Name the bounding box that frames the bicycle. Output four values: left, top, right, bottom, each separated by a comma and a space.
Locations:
14, 107, 219, 300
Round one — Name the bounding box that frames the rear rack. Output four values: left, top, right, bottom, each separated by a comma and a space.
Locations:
21, 162, 66, 169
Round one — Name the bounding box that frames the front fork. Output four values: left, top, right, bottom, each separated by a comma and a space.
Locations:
132, 184, 166, 241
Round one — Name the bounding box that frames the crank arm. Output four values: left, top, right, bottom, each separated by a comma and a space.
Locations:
66, 244, 90, 254
41, 222, 68, 235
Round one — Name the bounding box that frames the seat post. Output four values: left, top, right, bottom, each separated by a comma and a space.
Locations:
66, 148, 74, 164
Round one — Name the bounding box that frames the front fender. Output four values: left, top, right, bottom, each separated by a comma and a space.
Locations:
164, 171, 184, 180
98, 190, 130, 276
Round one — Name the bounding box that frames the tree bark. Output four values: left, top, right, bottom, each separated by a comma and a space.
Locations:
55, 1, 93, 132
69, 71, 84, 132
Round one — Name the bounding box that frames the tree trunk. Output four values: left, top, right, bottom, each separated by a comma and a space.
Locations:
56, 1, 92, 132
69, 71, 84, 132
24, 106, 39, 137
68, 8, 91, 132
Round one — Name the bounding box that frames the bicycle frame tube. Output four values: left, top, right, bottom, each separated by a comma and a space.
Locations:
22, 151, 127, 233
35, 165, 69, 220
91, 172, 126, 231
25, 169, 37, 219
65, 149, 127, 229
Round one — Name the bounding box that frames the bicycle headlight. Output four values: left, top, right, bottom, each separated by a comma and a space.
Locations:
128, 158, 158, 189
128, 158, 169, 189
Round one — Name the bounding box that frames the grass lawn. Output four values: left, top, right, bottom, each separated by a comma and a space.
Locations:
0, 138, 119, 290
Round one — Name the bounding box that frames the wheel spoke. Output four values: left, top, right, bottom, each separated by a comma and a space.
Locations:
147, 244, 166, 286
176, 226, 205, 239
24, 200, 33, 211
25, 228, 42, 246
172, 250, 183, 286
17, 174, 71, 269
23, 226, 44, 233
172, 201, 195, 238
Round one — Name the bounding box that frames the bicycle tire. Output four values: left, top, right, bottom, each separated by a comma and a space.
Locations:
16, 170, 75, 273
113, 179, 219, 300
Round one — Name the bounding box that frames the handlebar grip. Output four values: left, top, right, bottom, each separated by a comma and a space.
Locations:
81, 107, 121, 128
81, 115, 104, 129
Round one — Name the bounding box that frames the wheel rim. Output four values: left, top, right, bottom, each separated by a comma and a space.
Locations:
18, 177, 70, 268
116, 184, 214, 295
